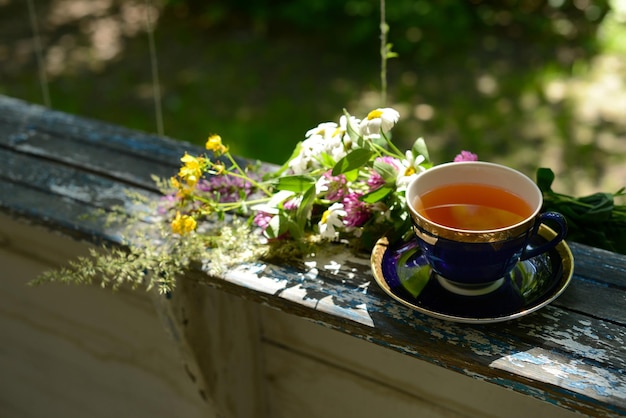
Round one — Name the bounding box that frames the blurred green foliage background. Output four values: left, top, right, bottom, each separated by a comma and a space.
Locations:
1, 0, 625, 196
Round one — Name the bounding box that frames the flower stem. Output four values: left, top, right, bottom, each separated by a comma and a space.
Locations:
223, 153, 273, 196
379, 131, 405, 158
191, 193, 273, 212
380, 0, 387, 107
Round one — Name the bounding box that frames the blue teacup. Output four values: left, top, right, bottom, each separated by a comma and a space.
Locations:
405, 162, 567, 296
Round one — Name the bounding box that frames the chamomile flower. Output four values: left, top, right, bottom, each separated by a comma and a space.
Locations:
289, 118, 363, 175
359, 108, 400, 139
396, 149, 426, 190
318, 202, 347, 240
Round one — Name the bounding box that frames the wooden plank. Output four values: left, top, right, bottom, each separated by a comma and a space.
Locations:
0, 211, 268, 418
263, 343, 466, 418
0, 148, 155, 207
0, 169, 151, 246
261, 308, 581, 418
0, 95, 253, 189
159, 280, 268, 418
554, 272, 626, 325
0, 145, 160, 245
567, 242, 626, 286
0, 95, 188, 164
551, 243, 626, 325
0, 179, 119, 243
0, 214, 212, 418
0, 120, 176, 190
0, 94, 183, 193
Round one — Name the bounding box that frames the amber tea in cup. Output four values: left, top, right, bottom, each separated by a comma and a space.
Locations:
413, 183, 534, 231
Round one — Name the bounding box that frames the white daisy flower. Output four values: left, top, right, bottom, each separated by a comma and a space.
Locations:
318, 202, 346, 240
359, 108, 400, 139
395, 149, 427, 190
305, 121, 339, 139
290, 120, 355, 174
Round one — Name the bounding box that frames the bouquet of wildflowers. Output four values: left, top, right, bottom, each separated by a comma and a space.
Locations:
37, 107, 478, 293
163, 108, 442, 253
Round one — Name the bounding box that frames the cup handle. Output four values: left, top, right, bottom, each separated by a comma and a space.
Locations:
520, 211, 568, 261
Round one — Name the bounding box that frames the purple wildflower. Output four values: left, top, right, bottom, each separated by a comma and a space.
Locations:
253, 211, 273, 231
157, 193, 177, 215
342, 192, 372, 227
283, 197, 301, 211
368, 156, 402, 190
367, 172, 385, 190
199, 175, 255, 203
454, 151, 478, 162
320, 170, 348, 201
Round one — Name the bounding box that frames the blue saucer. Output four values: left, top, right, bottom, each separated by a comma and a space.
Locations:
371, 225, 574, 323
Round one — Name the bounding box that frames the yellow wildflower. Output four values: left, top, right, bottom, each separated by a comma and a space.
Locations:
170, 177, 193, 199
171, 211, 197, 235
206, 134, 228, 156
179, 153, 203, 187
170, 176, 192, 198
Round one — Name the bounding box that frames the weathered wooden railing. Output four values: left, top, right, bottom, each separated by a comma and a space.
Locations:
1, 94, 625, 418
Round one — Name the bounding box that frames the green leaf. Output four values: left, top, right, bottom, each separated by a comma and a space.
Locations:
536, 168, 555, 193
265, 213, 288, 239
296, 186, 316, 231
286, 219, 304, 240
373, 160, 399, 185
361, 186, 394, 203
578, 193, 614, 220
275, 175, 316, 193
385, 43, 398, 59
412, 137, 430, 162
332, 148, 373, 176
344, 169, 360, 183
318, 152, 336, 168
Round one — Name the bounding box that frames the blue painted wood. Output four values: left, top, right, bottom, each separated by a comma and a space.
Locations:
1, 94, 625, 417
